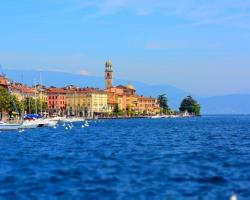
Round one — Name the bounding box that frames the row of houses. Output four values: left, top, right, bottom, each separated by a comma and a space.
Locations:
0, 74, 160, 117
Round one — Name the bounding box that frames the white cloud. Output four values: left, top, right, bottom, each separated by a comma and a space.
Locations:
77, 69, 89, 76
36, 68, 69, 73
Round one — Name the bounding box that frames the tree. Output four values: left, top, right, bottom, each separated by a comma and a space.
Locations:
23, 97, 35, 114
193, 103, 201, 116
0, 86, 11, 120
22, 97, 48, 114
37, 98, 48, 114
179, 96, 201, 116
143, 110, 147, 115
9, 94, 22, 117
113, 103, 120, 116
0, 86, 22, 119
126, 105, 133, 116
157, 94, 170, 114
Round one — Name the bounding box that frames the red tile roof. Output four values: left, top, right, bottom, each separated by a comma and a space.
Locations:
0, 75, 8, 86
46, 87, 67, 94
10, 83, 35, 94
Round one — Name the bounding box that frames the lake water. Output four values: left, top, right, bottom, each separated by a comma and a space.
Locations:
0, 116, 250, 199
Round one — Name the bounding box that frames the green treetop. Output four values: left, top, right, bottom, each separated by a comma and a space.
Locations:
179, 96, 201, 116
157, 94, 170, 114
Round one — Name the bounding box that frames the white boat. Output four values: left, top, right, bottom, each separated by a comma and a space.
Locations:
35, 118, 58, 127
150, 115, 165, 119
44, 119, 58, 127
49, 117, 63, 121
20, 120, 40, 129
0, 121, 21, 131
60, 117, 85, 123
170, 115, 179, 118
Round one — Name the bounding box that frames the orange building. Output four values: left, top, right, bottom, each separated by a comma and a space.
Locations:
105, 86, 125, 111
106, 90, 123, 112
46, 87, 67, 115
105, 84, 160, 114
0, 75, 8, 88
137, 95, 160, 114
105, 85, 137, 113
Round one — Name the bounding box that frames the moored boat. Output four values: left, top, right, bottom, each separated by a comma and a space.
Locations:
0, 121, 21, 131
60, 117, 85, 123
149, 115, 165, 119
42, 118, 58, 127
23, 114, 45, 127
20, 120, 40, 129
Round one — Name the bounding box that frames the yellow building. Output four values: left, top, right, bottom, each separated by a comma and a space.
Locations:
10, 83, 47, 105
125, 95, 138, 112
66, 88, 108, 116
10, 83, 36, 101
35, 84, 47, 103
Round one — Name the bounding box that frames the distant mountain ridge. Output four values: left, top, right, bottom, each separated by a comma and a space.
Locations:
3, 69, 250, 114
198, 94, 250, 114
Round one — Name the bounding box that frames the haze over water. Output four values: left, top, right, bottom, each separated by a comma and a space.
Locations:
0, 116, 250, 199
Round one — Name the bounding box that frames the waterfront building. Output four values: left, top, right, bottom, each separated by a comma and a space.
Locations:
65, 87, 86, 116
116, 84, 136, 96
125, 93, 138, 112
105, 87, 125, 111
116, 85, 138, 111
10, 83, 36, 101
35, 84, 47, 103
0, 75, 8, 89
66, 87, 108, 117
137, 95, 160, 114
106, 91, 123, 113
46, 87, 67, 115
106, 84, 160, 114
84, 88, 108, 116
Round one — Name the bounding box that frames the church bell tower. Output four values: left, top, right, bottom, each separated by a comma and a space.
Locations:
105, 60, 113, 89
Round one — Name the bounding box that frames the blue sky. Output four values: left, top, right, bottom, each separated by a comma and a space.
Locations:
0, 0, 250, 96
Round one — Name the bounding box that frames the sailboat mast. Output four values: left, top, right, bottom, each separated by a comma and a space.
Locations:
21, 74, 24, 116
28, 97, 31, 114
34, 79, 38, 114
39, 72, 43, 115
74, 91, 76, 116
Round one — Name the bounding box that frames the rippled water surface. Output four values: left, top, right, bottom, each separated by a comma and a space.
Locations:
0, 116, 250, 199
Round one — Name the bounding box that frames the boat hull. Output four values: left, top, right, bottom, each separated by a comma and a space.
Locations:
45, 120, 57, 127
20, 121, 40, 129
60, 117, 85, 123
0, 124, 20, 131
